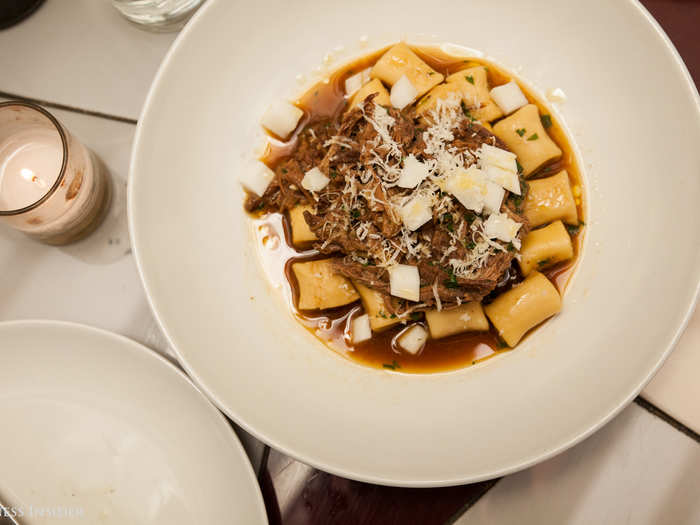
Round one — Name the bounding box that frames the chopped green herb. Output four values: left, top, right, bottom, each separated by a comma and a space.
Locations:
537, 258, 552, 268
329, 170, 338, 179
351, 209, 361, 218
527, 133, 539, 141
465, 211, 476, 224
427, 261, 435, 266
390, 313, 397, 319
281, 168, 288, 174
378, 311, 388, 319
516, 128, 526, 137
443, 268, 460, 289
383, 360, 401, 370
465, 75, 475, 85
460, 101, 475, 121
466, 241, 476, 250
565, 222, 583, 235
428, 71, 435, 76
511, 194, 523, 212
442, 212, 454, 232
498, 339, 509, 349
540, 114, 553, 129
506, 242, 516, 252
516, 160, 524, 174
253, 202, 265, 212
409, 312, 421, 321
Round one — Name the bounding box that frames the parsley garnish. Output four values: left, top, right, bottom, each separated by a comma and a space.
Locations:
443, 268, 460, 289
383, 360, 401, 370
460, 101, 475, 121
566, 222, 584, 235
516, 160, 524, 174
409, 312, 421, 321
329, 170, 338, 179
465, 75, 475, 85
281, 168, 288, 174
527, 133, 539, 141
351, 209, 360, 218
378, 311, 388, 319
465, 211, 476, 224
516, 128, 526, 137
390, 313, 397, 319
442, 212, 454, 232
506, 242, 516, 252
541, 114, 553, 129
537, 258, 552, 268
466, 241, 476, 250
428, 71, 435, 76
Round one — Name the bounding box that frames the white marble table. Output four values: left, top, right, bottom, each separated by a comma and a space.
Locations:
1, 2, 698, 523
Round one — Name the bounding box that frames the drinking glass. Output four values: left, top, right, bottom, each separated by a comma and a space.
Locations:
111, 0, 204, 32
0, 101, 111, 245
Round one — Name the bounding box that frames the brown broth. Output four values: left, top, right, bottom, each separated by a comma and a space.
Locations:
256, 44, 586, 373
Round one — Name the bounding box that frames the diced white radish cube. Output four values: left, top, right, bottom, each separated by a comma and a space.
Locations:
477, 144, 521, 195
390, 75, 419, 110
484, 212, 522, 249
344, 68, 371, 96
261, 100, 304, 139
301, 167, 330, 192
240, 162, 275, 196
351, 313, 372, 344
490, 81, 529, 115
389, 264, 420, 302
398, 324, 428, 355
397, 155, 430, 188
399, 195, 433, 231
479, 144, 518, 172
445, 166, 503, 215
482, 183, 505, 215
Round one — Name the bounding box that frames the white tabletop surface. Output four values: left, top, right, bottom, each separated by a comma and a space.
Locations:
0, 1, 698, 523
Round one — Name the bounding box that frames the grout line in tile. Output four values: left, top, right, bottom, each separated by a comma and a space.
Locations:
0, 90, 137, 125
635, 396, 699, 444
443, 478, 500, 525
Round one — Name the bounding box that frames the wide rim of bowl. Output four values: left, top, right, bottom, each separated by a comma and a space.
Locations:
128, 0, 700, 486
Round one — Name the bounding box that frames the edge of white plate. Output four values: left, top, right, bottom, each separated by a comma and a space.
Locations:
0, 319, 269, 520
127, 0, 700, 487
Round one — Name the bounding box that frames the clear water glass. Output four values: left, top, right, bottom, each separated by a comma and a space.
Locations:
112, 0, 204, 32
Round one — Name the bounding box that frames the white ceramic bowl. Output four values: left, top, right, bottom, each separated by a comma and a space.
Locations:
129, 0, 700, 486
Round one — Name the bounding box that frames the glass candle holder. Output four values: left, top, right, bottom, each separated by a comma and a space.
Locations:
0, 101, 111, 245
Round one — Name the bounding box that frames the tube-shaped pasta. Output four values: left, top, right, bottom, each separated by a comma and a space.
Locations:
484, 272, 562, 347
425, 302, 489, 339
518, 221, 574, 276
353, 281, 401, 331
415, 83, 463, 122
492, 104, 562, 176
445, 66, 491, 108
371, 43, 443, 97
524, 170, 578, 227
293, 259, 359, 310
289, 205, 317, 245
349, 78, 391, 109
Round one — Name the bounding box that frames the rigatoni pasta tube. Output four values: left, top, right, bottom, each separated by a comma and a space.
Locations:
493, 104, 562, 176
519, 221, 574, 276
523, 170, 578, 227
484, 272, 562, 347
425, 302, 489, 339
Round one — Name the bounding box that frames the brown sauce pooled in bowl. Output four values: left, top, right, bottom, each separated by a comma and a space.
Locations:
251, 45, 585, 373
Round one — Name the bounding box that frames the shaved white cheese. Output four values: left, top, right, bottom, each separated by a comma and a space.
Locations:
390, 75, 419, 110
261, 100, 304, 139
478, 144, 521, 195
483, 212, 522, 249
301, 167, 330, 192
351, 314, 372, 344
388, 264, 420, 302
397, 155, 430, 188
240, 162, 275, 196
445, 166, 503, 215
398, 324, 428, 355
344, 68, 372, 96
399, 195, 432, 231
490, 81, 528, 115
